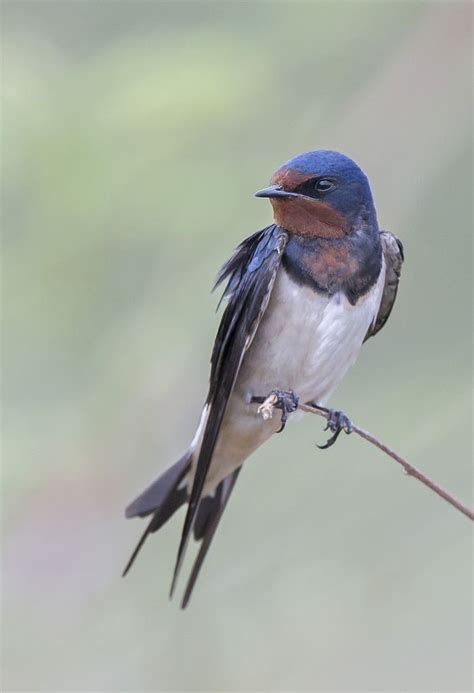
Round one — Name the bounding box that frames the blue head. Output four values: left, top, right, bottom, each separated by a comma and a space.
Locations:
255, 150, 378, 238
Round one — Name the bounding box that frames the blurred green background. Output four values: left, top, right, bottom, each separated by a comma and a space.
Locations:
2, 1, 472, 691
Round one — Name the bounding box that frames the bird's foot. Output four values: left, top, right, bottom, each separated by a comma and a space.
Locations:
311, 405, 353, 449
252, 390, 299, 433
256, 392, 279, 421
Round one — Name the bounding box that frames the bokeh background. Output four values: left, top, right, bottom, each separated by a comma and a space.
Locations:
2, 1, 472, 691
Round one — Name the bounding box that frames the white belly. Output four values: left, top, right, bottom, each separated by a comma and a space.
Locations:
190, 263, 385, 494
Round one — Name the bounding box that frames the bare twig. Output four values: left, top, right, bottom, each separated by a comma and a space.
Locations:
299, 403, 474, 522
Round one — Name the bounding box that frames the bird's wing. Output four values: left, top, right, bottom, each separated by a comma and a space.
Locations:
170, 224, 288, 597
364, 231, 404, 341
181, 468, 241, 608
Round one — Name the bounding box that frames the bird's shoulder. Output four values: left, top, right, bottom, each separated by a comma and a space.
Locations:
210, 224, 288, 389
213, 224, 288, 302
364, 230, 404, 341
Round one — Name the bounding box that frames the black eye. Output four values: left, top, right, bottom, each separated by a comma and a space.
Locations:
315, 178, 335, 193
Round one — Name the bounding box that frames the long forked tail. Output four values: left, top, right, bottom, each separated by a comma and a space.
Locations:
123, 453, 242, 607
122, 452, 192, 577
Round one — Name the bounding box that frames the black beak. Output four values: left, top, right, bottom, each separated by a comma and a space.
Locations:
254, 184, 298, 199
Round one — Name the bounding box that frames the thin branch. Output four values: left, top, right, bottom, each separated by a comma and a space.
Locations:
299, 403, 474, 522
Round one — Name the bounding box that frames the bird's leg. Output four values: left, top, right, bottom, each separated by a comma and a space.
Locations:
309, 403, 353, 449
252, 390, 299, 433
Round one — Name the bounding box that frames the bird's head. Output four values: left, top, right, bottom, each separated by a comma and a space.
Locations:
255, 150, 377, 239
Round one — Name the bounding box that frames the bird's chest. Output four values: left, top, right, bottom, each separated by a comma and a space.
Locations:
237, 265, 384, 405
282, 232, 383, 305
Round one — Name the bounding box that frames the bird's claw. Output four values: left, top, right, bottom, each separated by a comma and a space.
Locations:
315, 407, 353, 449
253, 389, 299, 433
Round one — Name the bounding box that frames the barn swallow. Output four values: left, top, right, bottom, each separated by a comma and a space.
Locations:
123, 149, 404, 607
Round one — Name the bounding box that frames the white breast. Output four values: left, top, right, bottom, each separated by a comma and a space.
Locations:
237, 260, 386, 406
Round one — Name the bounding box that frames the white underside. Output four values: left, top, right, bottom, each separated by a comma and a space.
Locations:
187, 261, 385, 495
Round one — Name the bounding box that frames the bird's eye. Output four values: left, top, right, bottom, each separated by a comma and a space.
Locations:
315, 179, 335, 193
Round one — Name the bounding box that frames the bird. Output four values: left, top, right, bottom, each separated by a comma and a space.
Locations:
123, 149, 404, 607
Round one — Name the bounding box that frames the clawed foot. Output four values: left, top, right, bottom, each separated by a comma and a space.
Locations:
312, 405, 353, 449
252, 390, 299, 433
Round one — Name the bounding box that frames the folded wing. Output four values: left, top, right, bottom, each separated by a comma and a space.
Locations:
365, 231, 404, 341
170, 224, 288, 598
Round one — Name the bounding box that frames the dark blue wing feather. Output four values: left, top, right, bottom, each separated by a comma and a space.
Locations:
170, 224, 288, 598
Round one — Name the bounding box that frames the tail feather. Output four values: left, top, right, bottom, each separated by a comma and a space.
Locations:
181, 469, 241, 608
125, 452, 191, 519
193, 490, 222, 541
123, 451, 192, 576
124, 450, 242, 606
122, 516, 155, 577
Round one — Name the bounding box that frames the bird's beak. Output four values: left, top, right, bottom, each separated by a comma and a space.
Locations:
254, 184, 298, 199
